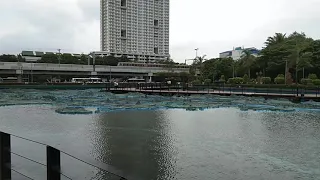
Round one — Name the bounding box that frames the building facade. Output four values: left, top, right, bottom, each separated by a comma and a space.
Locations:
100, 0, 170, 62
219, 47, 260, 60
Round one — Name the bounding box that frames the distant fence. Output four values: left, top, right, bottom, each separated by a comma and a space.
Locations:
0, 132, 128, 180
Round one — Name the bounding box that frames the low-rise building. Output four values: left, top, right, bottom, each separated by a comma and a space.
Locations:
219, 47, 260, 60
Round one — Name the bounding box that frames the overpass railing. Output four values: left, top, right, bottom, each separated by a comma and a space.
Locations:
0, 62, 189, 73
0, 132, 128, 180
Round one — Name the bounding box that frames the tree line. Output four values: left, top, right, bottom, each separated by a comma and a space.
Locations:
197, 31, 320, 86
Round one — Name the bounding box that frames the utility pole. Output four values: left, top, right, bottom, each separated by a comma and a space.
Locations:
92, 52, 96, 72
57, 49, 61, 65
57, 49, 61, 82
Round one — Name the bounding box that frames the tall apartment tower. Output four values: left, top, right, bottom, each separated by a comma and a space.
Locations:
100, 0, 170, 62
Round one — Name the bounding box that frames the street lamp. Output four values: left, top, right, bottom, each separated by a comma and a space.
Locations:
285, 59, 288, 84
57, 49, 61, 65
195, 48, 199, 59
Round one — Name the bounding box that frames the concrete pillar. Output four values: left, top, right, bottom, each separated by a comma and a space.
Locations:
92, 53, 96, 72
17, 75, 22, 83
147, 73, 153, 83
16, 69, 23, 83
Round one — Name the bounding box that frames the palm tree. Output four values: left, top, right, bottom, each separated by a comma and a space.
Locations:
194, 55, 207, 78
240, 50, 256, 79
287, 49, 313, 80
265, 33, 287, 46
286, 36, 313, 81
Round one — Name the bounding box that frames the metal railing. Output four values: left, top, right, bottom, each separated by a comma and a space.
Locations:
0, 132, 128, 180
106, 83, 320, 98
0, 62, 189, 73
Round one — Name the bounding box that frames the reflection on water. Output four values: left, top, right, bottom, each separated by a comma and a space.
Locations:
0, 90, 319, 179
92, 111, 177, 180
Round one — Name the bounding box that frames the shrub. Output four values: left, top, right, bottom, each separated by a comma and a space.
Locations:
277, 74, 285, 78
301, 78, 313, 85
243, 74, 249, 83
312, 79, 320, 86
228, 78, 234, 84
228, 77, 244, 84
261, 77, 271, 84
192, 80, 201, 85
274, 77, 285, 84
220, 75, 225, 82
204, 79, 211, 85
308, 74, 318, 80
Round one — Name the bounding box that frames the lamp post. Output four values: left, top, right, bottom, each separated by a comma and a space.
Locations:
92, 52, 96, 72
233, 64, 235, 78
195, 48, 199, 59
57, 49, 61, 65
285, 59, 288, 84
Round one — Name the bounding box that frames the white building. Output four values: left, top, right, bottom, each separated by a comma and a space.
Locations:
100, 0, 170, 62
219, 47, 260, 60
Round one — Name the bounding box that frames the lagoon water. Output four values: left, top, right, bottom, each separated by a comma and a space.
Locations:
0, 89, 319, 180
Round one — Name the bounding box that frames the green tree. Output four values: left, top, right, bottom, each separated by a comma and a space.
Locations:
201, 58, 233, 81
265, 33, 287, 46
39, 54, 59, 63
243, 74, 249, 83
284, 32, 313, 81
60, 54, 79, 64
17, 54, 26, 62
240, 50, 256, 78
0, 54, 18, 62
308, 74, 318, 80
80, 54, 88, 65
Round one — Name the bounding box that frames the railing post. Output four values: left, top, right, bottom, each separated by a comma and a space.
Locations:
0, 132, 11, 180
47, 146, 61, 180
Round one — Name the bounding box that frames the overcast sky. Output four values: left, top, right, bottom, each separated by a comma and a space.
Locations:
1, 0, 320, 63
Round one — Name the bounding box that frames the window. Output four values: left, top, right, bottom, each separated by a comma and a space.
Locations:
121, 0, 126, 7
154, 20, 159, 26
154, 47, 159, 54
121, 30, 126, 38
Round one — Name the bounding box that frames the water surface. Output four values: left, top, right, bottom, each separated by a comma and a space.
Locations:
0, 89, 319, 180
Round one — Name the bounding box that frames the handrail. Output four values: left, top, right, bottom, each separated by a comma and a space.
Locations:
0, 131, 128, 180
106, 83, 320, 100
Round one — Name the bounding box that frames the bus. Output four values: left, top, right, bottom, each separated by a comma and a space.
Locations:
71, 78, 103, 84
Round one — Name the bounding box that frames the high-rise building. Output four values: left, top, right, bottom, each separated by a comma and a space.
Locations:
100, 0, 170, 62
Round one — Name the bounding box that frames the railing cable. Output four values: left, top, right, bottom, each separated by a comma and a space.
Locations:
11, 151, 46, 167
60, 151, 126, 179
3, 131, 129, 180
61, 173, 73, 180
10, 134, 48, 146
11, 168, 35, 180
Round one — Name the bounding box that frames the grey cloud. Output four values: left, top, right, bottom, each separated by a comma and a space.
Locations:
77, 0, 100, 21
0, 0, 96, 54
1, 0, 320, 63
